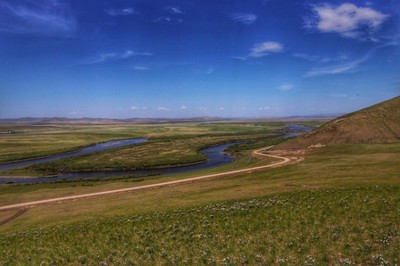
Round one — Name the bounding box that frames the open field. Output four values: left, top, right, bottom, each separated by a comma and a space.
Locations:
0, 120, 399, 264
4, 133, 279, 176
1, 186, 398, 265
0, 121, 295, 165
0, 147, 292, 211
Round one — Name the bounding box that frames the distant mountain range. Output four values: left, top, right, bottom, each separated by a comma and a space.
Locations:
0, 116, 226, 125
0, 114, 340, 125
276, 96, 400, 149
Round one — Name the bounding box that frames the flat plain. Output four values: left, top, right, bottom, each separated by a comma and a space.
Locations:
0, 118, 399, 265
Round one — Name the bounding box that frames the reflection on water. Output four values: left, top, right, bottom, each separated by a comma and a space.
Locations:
0, 124, 313, 184
0, 143, 235, 184
282, 124, 312, 139
0, 138, 147, 172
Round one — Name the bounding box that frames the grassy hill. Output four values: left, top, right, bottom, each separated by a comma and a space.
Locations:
276, 96, 400, 150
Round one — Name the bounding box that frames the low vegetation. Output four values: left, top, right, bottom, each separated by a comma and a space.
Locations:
0, 114, 398, 265
277, 96, 400, 149
0, 186, 398, 265
2, 133, 281, 176
0, 122, 290, 164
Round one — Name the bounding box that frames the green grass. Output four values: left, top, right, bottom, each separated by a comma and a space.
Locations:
0, 186, 398, 265
2, 133, 280, 176
0, 122, 286, 164
0, 121, 399, 265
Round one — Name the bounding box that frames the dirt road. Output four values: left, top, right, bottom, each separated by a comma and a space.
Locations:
0, 147, 295, 211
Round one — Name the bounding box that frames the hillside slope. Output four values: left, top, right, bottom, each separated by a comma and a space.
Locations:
277, 96, 400, 150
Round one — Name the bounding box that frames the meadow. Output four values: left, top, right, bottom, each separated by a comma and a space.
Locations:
0, 185, 399, 265
0, 121, 399, 265
0, 122, 285, 164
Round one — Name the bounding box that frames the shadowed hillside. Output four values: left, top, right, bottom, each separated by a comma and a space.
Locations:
276, 96, 400, 150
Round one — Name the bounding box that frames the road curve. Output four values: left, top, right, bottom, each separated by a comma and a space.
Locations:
0, 146, 296, 211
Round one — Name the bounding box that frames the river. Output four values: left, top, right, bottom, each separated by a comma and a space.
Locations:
0, 124, 312, 184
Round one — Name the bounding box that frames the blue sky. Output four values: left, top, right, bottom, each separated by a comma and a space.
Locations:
0, 0, 399, 118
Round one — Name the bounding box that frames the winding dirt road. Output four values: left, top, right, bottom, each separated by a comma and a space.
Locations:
0, 147, 296, 211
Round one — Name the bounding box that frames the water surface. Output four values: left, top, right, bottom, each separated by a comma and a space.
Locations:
0, 124, 313, 184
0, 143, 235, 184
0, 138, 147, 172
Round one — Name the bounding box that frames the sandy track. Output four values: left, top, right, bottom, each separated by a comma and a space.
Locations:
0, 147, 295, 211
0, 208, 28, 226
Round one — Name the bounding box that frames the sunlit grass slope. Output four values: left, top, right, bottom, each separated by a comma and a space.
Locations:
277, 96, 400, 149
0, 186, 398, 265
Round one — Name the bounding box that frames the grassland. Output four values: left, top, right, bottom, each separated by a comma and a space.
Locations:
0, 121, 293, 176
0, 122, 287, 165
0, 121, 399, 264
5, 133, 278, 176
1, 185, 398, 265
277, 96, 400, 149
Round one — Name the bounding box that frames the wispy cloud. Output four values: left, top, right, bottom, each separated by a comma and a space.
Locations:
249, 41, 283, 58
278, 84, 294, 91
133, 66, 149, 71
130, 106, 147, 110
196, 68, 215, 75
293, 53, 348, 63
305, 2, 388, 40
230, 13, 257, 25
105, 7, 139, 16
74, 50, 152, 66
180, 105, 187, 110
203, 68, 215, 74
304, 43, 395, 77
0, 0, 77, 36
157, 106, 170, 111
258, 106, 284, 113
305, 56, 368, 77
153, 16, 182, 24
165, 6, 184, 14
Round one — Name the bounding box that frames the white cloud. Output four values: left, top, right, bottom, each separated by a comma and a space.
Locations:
258, 106, 284, 113
0, 0, 77, 36
304, 56, 368, 77
232, 56, 248, 61
157, 106, 170, 111
219, 107, 224, 111
306, 3, 388, 40
231, 13, 257, 25
74, 50, 152, 65
134, 66, 149, 71
278, 84, 294, 91
249, 41, 283, 58
105, 8, 139, 16
293, 53, 321, 62
304, 42, 396, 77
180, 105, 187, 110
165, 6, 184, 14
293, 53, 348, 63
153, 16, 182, 24
130, 106, 147, 110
